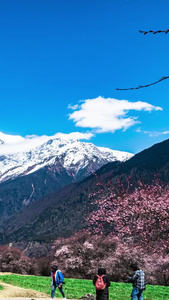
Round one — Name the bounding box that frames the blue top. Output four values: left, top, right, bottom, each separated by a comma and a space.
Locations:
51, 270, 64, 287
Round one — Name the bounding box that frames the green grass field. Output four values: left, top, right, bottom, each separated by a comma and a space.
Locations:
0, 274, 169, 300
0, 285, 3, 291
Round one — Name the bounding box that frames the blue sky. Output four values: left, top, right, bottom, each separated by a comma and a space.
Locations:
1, 0, 169, 154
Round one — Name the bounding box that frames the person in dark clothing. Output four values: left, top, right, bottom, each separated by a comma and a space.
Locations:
51, 265, 66, 299
93, 268, 111, 300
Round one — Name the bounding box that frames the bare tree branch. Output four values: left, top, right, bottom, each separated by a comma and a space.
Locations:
139, 29, 169, 34
116, 76, 169, 91
116, 29, 169, 91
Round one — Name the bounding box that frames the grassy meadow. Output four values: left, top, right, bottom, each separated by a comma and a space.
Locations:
0, 274, 169, 300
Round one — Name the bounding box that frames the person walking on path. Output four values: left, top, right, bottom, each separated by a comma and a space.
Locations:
128, 263, 146, 300
51, 265, 66, 299
93, 268, 111, 300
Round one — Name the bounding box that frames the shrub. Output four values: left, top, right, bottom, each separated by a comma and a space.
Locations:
0, 245, 37, 275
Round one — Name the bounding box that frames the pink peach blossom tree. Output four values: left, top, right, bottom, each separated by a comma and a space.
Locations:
86, 178, 169, 254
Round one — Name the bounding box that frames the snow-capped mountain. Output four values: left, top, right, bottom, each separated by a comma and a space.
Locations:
0, 132, 133, 183
1, 137, 169, 248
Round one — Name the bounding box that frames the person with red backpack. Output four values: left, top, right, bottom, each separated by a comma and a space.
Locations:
93, 268, 111, 300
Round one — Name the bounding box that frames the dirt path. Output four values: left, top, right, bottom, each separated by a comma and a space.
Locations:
0, 281, 48, 298
0, 273, 72, 300
0, 272, 48, 299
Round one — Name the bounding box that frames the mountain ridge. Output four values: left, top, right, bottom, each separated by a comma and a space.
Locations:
0, 134, 133, 183
0, 134, 133, 220
1, 138, 169, 253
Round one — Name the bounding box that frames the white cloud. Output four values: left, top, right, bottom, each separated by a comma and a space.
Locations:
68, 96, 162, 133
0, 131, 94, 155
143, 130, 169, 137
68, 104, 79, 110
136, 128, 141, 133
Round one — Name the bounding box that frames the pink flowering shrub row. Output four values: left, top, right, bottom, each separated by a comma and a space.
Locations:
52, 232, 169, 285
0, 245, 51, 276
0, 245, 36, 274
52, 233, 117, 279
0, 234, 169, 285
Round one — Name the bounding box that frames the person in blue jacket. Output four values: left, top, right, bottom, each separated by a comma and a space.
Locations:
51, 265, 66, 299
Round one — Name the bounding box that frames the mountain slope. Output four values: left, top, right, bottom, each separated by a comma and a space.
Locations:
0, 136, 132, 183
0, 134, 133, 219
1, 138, 169, 251
106, 137, 169, 183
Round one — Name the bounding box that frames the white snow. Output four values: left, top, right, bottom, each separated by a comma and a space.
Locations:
0, 132, 24, 144
0, 132, 134, 183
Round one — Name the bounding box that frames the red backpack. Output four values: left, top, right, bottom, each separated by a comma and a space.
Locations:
95, 275, 107, 290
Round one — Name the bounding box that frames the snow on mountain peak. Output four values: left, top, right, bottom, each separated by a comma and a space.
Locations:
0, 132, 93, 155
0, 132, 134, 183
0, 132, 24, 144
